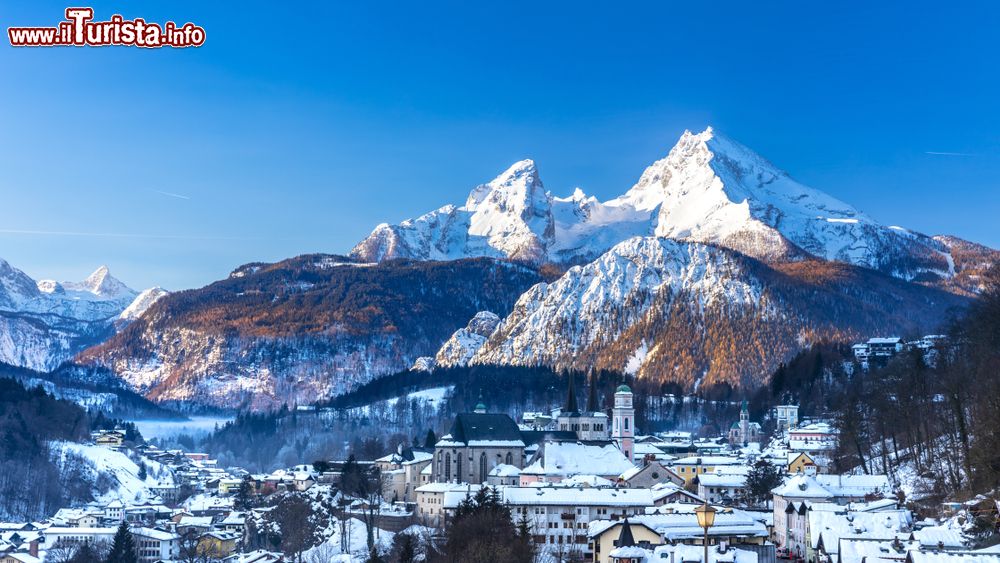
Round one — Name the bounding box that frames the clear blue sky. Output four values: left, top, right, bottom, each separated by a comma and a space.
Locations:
2, 1, 998, 290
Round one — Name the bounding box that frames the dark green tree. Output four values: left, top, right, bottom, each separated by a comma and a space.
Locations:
68, 542, 103, 563
392, 532, 417, 563
744, 459, 784, 507
234, 474, 256, 510
441, 487, 533, 563
105, 521, 138, 563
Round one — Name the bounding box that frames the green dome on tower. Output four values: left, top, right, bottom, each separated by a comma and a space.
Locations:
616, 384, 631, 393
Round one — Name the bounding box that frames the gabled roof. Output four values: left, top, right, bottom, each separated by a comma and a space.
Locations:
443, 413, 524, 447
772, 474, 834, 499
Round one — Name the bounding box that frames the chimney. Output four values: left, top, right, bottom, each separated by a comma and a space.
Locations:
29, 540, 39, 558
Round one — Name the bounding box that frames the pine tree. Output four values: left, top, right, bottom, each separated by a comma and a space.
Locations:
106, 521, 138, 563
137, 463, 147, 481
234, 474, 256, 510
393, 532, 416, 563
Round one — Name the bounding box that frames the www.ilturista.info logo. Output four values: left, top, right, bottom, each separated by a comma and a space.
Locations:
8, 8, 205, 48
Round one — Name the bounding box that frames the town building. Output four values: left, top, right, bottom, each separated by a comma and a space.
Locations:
556, 373, 610, 441
132, 527, 181, 563
375, 446, 433, 503
670, 456, 744, 485
773, 405, 799, 432
432, 408, 525, 484
589, 506, 770, 563
620, 460, 684, 489
503, 487, 654, 557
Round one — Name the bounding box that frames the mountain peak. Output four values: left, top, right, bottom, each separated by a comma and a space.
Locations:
71, 266, 135, 298
465, 159, 542, 208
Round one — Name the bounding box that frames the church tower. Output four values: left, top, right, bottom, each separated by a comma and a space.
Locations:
612, 384, 635, 463
739, 399, 749, 445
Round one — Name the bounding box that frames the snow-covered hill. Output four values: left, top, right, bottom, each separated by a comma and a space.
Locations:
353, 127, 987, 293
52, 441, 174, 504
0, 259, 164, 370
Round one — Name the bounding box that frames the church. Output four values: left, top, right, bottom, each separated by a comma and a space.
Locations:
432, 374, 640, 485
555, 372, 610, 441
554, 373, 635, 462
728, 400, 762, 446
432, 399, 526, 484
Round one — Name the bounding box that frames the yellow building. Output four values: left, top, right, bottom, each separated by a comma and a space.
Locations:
197, 531, 239, 559
670, 456, 742, 484
788, 452, 817, 475
590, 520, 661, 563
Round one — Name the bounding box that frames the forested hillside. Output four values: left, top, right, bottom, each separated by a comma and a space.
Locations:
0, 377, 141, 520
79, 255, 543, 409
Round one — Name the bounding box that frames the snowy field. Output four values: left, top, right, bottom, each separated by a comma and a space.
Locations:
133, 416, 234, 440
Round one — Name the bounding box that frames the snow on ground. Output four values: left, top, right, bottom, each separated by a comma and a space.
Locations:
301, 518, 394, 562
388, 386, 452, 406
624, 341, 649, 375
51, 441, 169, 504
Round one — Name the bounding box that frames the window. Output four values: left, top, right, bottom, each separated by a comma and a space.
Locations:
505, 452, 513, 465
456, 456, 462, 480
624, 418, 629, 430
444, 454, 451, 481
479, 452, 488, 483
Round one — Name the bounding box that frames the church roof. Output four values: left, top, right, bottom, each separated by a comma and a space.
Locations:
618, 518, 637, 547
586, 373, 601, 412
446, 413, 524, 447
564, 374, 580, 414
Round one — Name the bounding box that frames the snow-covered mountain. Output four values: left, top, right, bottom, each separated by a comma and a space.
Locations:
350, 159, 652, 266
353, 127, 979, 292
470, 236, 969, 389
422, 310, 502, 370
0, 259, 163, 370
69, 126, 996, 408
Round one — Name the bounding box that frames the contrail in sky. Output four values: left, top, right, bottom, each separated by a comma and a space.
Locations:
153, 189, 192, 200
925, 151, 976, 157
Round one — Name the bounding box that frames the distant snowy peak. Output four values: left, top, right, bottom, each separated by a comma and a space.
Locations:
64, 265, 137, 299
0, 258, 151, 371
0, 258, 42, 306
350, 160, 649, 265
352, 126, 981, 286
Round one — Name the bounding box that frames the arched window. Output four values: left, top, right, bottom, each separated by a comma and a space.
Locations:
505, 452, 513, 465
479, 452, 488, 483
456, 456, 462, 481
445, 453, 451, 482
624, 418, 629, 430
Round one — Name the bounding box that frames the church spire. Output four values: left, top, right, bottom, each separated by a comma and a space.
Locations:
617, 518, 636, 547
586, 371, 600, 413
564, 373, 579, 413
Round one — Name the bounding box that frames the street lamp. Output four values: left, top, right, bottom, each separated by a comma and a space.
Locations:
695, 502, 717, 563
